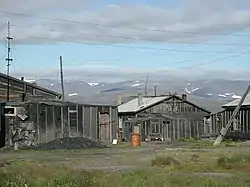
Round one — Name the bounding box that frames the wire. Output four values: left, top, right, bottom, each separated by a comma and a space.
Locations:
11, 24, 250, 47
179, 50, 250, 69
1, 10, 249, 37
174, 45, 248, 65
12, 34, 250, 55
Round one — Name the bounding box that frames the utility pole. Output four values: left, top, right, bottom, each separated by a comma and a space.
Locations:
6, 21, 13, 102
144, 76, 148, 97
213, 84, 250, 146
59, 56, 65, 101
154, 85, 157, 97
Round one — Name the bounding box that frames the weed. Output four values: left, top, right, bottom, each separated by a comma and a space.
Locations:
0, 163, 250, 187
151, 156, 180, 167
217, 154, 250, 170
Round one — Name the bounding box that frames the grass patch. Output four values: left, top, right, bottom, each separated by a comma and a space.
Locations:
1, 162, 250, 187
218, 154, 250, 171
151, 156, 180, 167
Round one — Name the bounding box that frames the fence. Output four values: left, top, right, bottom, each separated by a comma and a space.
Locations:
3, 101, 118, 147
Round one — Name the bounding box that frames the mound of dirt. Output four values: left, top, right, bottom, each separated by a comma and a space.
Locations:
30, 137, 108, 150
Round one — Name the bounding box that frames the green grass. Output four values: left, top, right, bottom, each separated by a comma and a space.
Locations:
0, 163, 249, 187
217, 154, 250, 171
1, 152, 250, 187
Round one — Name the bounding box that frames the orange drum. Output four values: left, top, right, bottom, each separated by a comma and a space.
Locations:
131, 133, 141, 147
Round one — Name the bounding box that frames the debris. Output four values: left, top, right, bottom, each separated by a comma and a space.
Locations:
28, 137, 108, 150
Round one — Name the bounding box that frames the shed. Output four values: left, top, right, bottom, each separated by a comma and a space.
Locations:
208, 94, 250, 136
0, 100, 118, 148
118, 94, 214, 141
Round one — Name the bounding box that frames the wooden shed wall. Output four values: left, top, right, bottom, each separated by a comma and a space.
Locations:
143, 98, 208, 114
162, 119, 204, 140
209, 109, 250, 134
4, 102, 118, 147
0, 103, 5, 148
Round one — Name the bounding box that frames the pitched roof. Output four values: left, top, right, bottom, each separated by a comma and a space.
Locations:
118, 94, 225, 114
118, 96, 169, 113
0, 72, 60, 97
222, 94, 250, 107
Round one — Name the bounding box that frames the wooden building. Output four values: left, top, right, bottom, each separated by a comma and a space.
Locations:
207, 95, 250, 136
0, 101, 118, 149
0, 72, 61, 101
118, 93, 220, 141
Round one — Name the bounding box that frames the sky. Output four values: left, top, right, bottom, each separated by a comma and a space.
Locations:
0, 0, 250, 82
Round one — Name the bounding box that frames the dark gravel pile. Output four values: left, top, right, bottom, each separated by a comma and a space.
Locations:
30, 137, 108, 150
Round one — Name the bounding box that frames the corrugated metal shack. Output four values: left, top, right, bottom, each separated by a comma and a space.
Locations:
207, 95, 250, 136
118, 94, 217, 141
1, 100, 118, 148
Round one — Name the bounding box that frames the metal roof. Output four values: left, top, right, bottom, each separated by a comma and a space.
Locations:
118, 94, 225, 114
222, 94, 250, 107
118, 96, 169, 113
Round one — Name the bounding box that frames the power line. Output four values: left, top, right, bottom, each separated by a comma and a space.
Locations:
173, 45, 248, 65
179, 50, 250, 69
5, 21, 13, 102
1, 10, 249, 37
13, 34, 250, 55
11, 24, 250, 47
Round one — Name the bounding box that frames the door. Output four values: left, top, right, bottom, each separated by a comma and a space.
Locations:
99, 112, 110, 141
0, 103, 6, 148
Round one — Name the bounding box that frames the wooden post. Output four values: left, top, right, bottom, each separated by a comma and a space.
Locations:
60, 106, 64, 138
82, 106, 85, 137
45, 107, 48, 143
214, 85, 250, 146
89, 107, 92, 139
36, 102, 40, 143
109, 107, 113, 142
76, 105, 79, 134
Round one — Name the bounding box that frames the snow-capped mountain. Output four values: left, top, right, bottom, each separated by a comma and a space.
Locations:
184, 80, 246, 101
31, 78, 249, 104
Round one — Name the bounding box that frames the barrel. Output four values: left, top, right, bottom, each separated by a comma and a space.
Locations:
131, 133, 141, 147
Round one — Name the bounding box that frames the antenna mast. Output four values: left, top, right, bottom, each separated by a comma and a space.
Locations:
6, 21, 13, 102
59, 56, 65, 101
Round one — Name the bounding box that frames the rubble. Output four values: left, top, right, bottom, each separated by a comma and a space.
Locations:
28, 137, 108, 150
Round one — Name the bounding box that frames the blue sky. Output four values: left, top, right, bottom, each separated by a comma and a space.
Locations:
0, 0, 250, 80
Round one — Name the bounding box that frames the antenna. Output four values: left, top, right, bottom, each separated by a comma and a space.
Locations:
59, 56, 65, 101
144, 76, 148, 97
6, 21, 13, 102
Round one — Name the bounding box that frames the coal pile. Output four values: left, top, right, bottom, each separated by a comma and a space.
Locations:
30, 137, 108, 150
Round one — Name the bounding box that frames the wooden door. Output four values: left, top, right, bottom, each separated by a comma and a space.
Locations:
99, 113, 110, 141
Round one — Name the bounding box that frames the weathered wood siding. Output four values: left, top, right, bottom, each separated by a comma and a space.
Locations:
209, 109, 250, 134
4, 101, 118, 147
143, 98, 207, 115
121, 98, 210, 141
0, 102, 5, 148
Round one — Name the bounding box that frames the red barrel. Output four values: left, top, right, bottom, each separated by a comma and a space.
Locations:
131, 133, 141, 147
